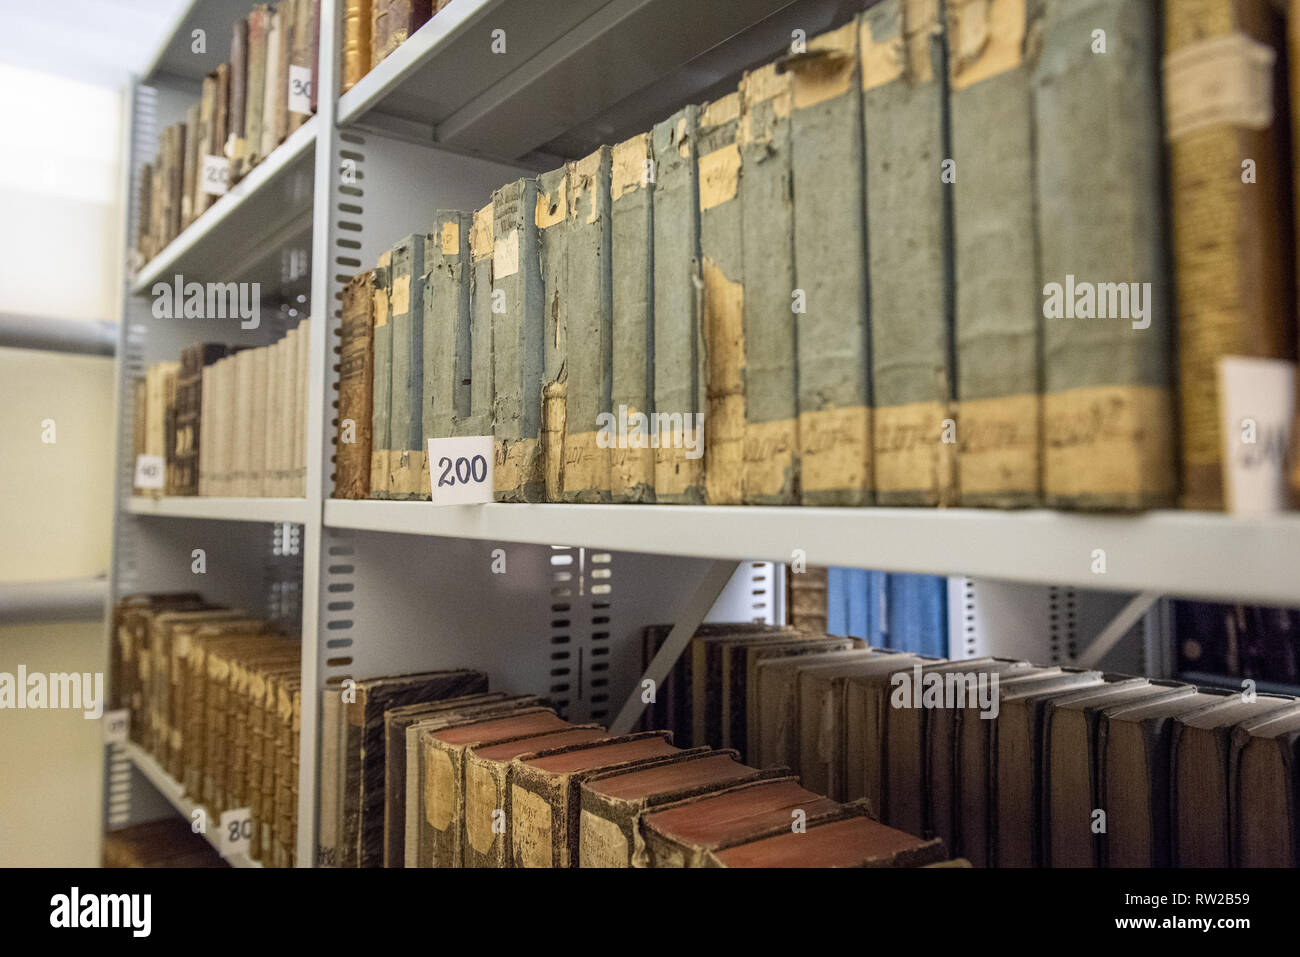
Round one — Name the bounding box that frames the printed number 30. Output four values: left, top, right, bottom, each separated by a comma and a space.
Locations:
437, 455, 487, 487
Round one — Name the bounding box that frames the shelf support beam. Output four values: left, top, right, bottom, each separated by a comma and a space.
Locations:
609, 559, 739, 734
1073, 589, 1163, 669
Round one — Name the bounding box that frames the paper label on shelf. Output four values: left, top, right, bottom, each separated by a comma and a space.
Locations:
218, 807, 254, 858
289, 65, 314, 116
104, 709, 129, 745
427, 436, 494, 505
1218, 356, 1296, 516
201, 154, 229, 197
134, 454, 165, 489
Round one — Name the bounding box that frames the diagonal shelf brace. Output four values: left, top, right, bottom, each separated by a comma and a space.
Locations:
609, 559, 740, 734
1073, 589, 1163, 669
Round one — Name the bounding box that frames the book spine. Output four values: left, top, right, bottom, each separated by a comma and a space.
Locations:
423, 737, 465, 867
261, 342, 279, 497
492, 179, 546, 502
337, 271, 375, 498
214, 63, 230, 171
196, 76, 216, 218
342, 0, 372, 93
228, 19, 248, 174
423, 213, 472, 492
370, 257, 393, 498
1167, 0, 1294, 509
563, 147, 614, 502
198, 364, 212, 496
1036, 0, 1175, 509
609, 133, 656, 503
464, 203, 495, 438
234, 349, 254, 497
274, 1, 292, 146
652, 105, 706, 503
249, 346, 269, 496
282, 328, 300, 497
245, 6, 268, 173
295, 318, 310, 496
791, 22, 872, 505
181, 105, 199, 229
537, 165, 569, 501
387, 236, 425, 500
738, 64, 798, 505
698, 95, 746, 506
260, 9, 283, 159
863, 1, 955, 506
462, 753, 511, 867
289, 0, 314, 132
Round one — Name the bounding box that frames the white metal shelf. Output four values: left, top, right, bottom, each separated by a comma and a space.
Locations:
123, 743, 261, 868
130, 117, 317, 294
127, 496, 310, 524
323, 500, 1300, 607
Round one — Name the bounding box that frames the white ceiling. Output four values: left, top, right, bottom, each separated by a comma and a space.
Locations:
0, 0, 189, 88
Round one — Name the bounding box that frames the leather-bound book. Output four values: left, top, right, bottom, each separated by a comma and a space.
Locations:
386, 235, 426, 500
537, 164, 569, 501
213, 62, 230, 201
175, 344, 226, 495
178, 621, 262, 796
181, 104, 199, 229
705, 808, 946, 868
372, 0, 430, 66
243, 5, 269, 175
228, 19, 248, 171
730, 636, 852, 760
288, 0, 315, 131
464, 202, 496, 439
422, 212, 472, 494
370, 255, 393, 498
342, 0, 371, 93
691, 626, 798, 750
337, 270, 377, 498
260, 7, 283, 159
1231, 706, 1300, 866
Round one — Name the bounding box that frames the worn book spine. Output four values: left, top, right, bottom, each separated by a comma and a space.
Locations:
862, 1, 956, 505
492, 179, 546, 502
337, 271, 376, 498
388, 235, 425, 500
370, 256, 393, 499
198, 364, 212, 495
262, 342, 280, 497
181, 105, 199, 229
294, 318, 310, 496
244, 5, 268, 174
342, 0, 371, 93
423, 212, 472, 495
274, 1, 292, 147
464, 203, 495, 439
537, 165, 569, 501
738, 63, 798, 505
261, 8, 283, 159
137, 164, 153, 260
948, 0, 1042, 506
609, 133, 656, 503
214, 61, 229, 184
698, 94, 746, 506
289, 0, 314, 132
250, 346, 269, 496
1036, 0, 1174, 509
228, 18, 248, 175
563, 147, 614, 502
232, 349, 253, 497
1167, 0, 1295, 510
373, 0, 430, 64
652, 105, 706, 503
791, 22, 872, 505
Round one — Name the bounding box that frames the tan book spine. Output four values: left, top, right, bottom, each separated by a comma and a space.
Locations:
295, 318, 310, 496
342, 0, 372, 92
261, 9, 283, 159
249, 346, 269, 496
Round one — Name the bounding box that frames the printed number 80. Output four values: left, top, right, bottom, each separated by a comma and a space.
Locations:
228, 819, 253, 842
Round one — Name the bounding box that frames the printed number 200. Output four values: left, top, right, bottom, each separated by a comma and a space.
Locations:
437, 455, 487, 487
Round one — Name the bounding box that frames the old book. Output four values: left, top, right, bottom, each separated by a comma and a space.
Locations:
175, 344, 226, 496
491, 179, 545, 502
136, 163, 154, 261
372, 0, 430, 65
249, 346, 269, 495
286, 325, 303, 497
463, 202, 495, 438
317, 687, 344, 866
337, 270, 377, 498
261, 340, 280, 496
165, 123, 184, 241
463, 727, 610, 868
729, 636, 853, 760
294, 324, 310, 496
1043, 679, 1192, 867
840, 655, 939, 808
201, 634, 269, 807
232, 348, 253, 496
195, 77, 216, 218
511, 732, 684, 867
244, 5, 269, 174
706, 810, 947, 868
798, 654, 919, 800
422, 213, 472, 494
227, 18, 248, 175
370, 255, 393, 498
537, 164, 570, 501
862, 1, 954, 504
273, 676, 302, 866
691, 626, 797, 750
638, 776, 841, 868
791, 22, 871, 505
213, 63, 229, 184
1171, 692, 1297, 866
419, 708, 573, 868
343, 671, 489, 867
178, 620, 264, 794
696, 93, 746, 506
163, 363, 181, 493
181, 104, 200, 229
288, 0, 315, 132
652, 105, 705, 503
1231, 706, 1300, 866
579, 751, 765, 867
342, 0, 372, 93
561, 147, 614, 502
1036, 0, 1174, 509
738, 62, 798, 505
947, 0, 1042, 506
637, 624, 686, 736
388, 238, 427, 499
1167, 0, 1295, 509
232, 654, 299, 812
260, 7, 284, 159
309, 0, 321, 114
145, 609, 244, 756
609, 132, 656, 503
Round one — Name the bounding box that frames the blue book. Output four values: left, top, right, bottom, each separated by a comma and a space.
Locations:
887, 574, 949, 658
846, 569, 870, 639
827, 567, 849, 637
867, 571, 889, 647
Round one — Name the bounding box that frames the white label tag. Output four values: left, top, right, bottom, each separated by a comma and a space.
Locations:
104, 709, 129, 745
1164, 32, 1276, 141
201, 154, 229, 197
218, 807, 254, 857
1219, 356, 1296, 516
288, 65, 313, 116
493, 229, 520, 279
427, 436, 494, 505
134, 454, 165, 489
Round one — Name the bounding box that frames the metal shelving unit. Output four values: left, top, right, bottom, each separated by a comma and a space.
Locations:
103, 0, 1300, 867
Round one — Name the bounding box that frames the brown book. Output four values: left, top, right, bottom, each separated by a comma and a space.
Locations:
1171, 692, 1297, 866
103, 818, 228, 868
372, 0, 431, 66
690, 626, 797, 749
180, 622, 265, 798
639, 776, 841, 868
462, 727, 611, 868
180, 105, 199, 228
727, 636, 852, 760
288, 0, 315, 131
1043, 679, 1192, 867
342, 0, 372, 92
243, 5, 268, 175
788, 566, 829, 634
706, 810, 946, 868
136, 164, 154, 261
336, 271, 376, 498
510, 732, 683, 867
194, 74, 216, 218
146, 608, 245, 757
579, 751, 766, 867
1231, 706, 1300, 866
227, 19, 248, 173
175, 344, 227, 496
118, 595, 213, 744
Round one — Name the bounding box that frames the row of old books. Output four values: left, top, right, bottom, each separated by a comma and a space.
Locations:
334, 0, 1300, 512
317, 662, 952, 867
111, 593, 303, 867
1173, 600, 1300, 686
136, 0, 320, 263
130, 319, 311, 497
339, 0, 455, 94
103, 818, 228, 868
